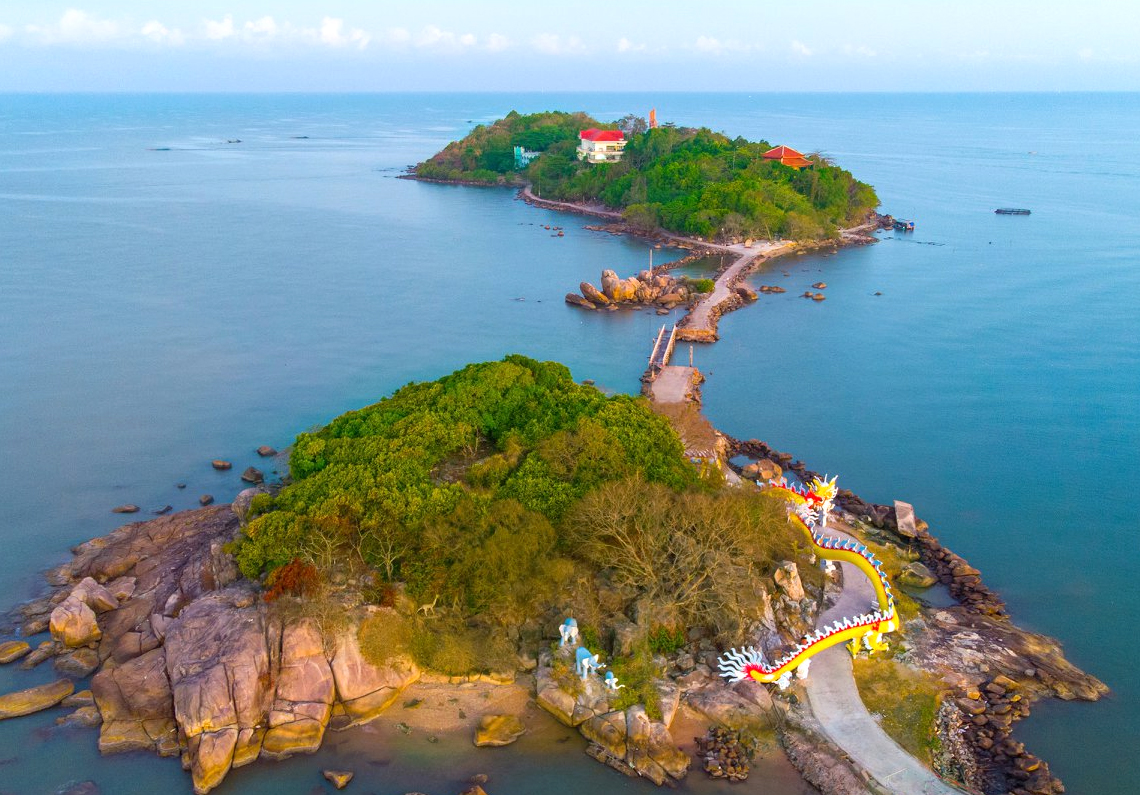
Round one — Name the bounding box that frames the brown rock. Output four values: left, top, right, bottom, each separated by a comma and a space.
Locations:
93, 647, 176, 754
755, 458, 782, 481
256, 445, 277, 457
73, 576, 120, 612
199, 494, 215, 506
734, 286, 758, 301
565, 293, 596, 310
323, 770, 354, 789
898, 562, 938, 589
262, 619, 334, 759
211, 460, 231, 470
57, 704, 103, 727
812, 282, 827, 289
20, 640, 57, 669
811, 292, 826, 301
580, 282, 610, 306
62, 689, 95, 708
50, 595, 102, 647
240, 467, 264, 484
774, 561, 806, 601
329, 629, 420, 728
474, 714, 526, 746
0, 640, 31, 664
0, 678, 74, 720
112, 504, 140, 514
55, 647, 100, 677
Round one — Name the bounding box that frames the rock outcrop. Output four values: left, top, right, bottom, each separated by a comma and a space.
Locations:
534, 649, 690, 785
474, 714, 526, 746
566, 268, 695, 311
0, 678, 74, 720
7, 506, 422, 795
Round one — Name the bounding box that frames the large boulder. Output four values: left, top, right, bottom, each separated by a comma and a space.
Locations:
899, 562, 938, 589
600, 269, 620, 299
261, 619, 335, 759
50, 595, 102, 647
565, 293, 595, 310
164, 594, 277, 793
72, 577, 120, 612
580, 282, 610, 306
774, 561, 806, 602
0, 679, 74, 720
328, 626, 419, 728
474, 714, 526, 747
0, 640, 31, 664
93, 646, 177, 755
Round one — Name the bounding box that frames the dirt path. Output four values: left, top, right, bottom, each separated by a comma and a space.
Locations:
805, 525, 967, 795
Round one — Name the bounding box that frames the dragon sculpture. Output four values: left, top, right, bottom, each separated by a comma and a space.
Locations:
717, 475, 898, 685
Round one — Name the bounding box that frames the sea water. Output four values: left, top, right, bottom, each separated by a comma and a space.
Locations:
0, 92, 1136, 794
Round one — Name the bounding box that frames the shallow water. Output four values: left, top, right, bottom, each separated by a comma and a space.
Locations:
1, 92, 1137, 794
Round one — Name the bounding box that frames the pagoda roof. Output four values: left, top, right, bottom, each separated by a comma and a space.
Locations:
763, 145, 805, 160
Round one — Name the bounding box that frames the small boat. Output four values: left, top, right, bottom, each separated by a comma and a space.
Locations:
995, 208, 1031, 215
892, 219, 915, 231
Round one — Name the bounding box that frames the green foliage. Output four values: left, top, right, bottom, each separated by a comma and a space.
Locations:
415, 110, 599, 185
853, 656, 946, 761
646, 625, 687, 655
686, 277, 715, 294
236, 355, 697, 591
610, 643, 665, 720
416, 111, 878, 242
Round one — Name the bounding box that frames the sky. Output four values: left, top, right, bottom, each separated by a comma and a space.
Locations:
0, 1, 1137, 92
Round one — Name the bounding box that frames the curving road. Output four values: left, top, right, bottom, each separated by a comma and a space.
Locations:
804, 525, 966, 795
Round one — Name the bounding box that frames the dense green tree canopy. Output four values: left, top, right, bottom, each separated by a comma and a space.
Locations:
414, 110, 878, 242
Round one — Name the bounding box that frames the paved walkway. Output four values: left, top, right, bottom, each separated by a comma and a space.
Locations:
648, 365, 696, 404
804, 526, 965, 795
682, 241, 792, 335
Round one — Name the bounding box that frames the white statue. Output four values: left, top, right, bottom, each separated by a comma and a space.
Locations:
775, 671, 793, 690
795, 659, 811, 679
604, 670, 625, 691
559, 617, 579, 647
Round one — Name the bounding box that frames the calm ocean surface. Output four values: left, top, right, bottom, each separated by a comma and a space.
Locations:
0, 93, 1136, 794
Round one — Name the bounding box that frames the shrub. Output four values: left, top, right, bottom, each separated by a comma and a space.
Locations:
358, 612, 412, 667
647, 625, 687, 655
263, 559, 320, 602
688, 277, 715, 293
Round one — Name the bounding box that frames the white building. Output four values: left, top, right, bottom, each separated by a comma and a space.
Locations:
577, 129, 626, 164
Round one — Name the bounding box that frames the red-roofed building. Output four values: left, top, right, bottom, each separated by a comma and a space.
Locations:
763, 145, 813, 169
578, 129, 627, 164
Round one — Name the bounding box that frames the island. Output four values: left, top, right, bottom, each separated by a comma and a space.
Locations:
0, 357, 1105, 795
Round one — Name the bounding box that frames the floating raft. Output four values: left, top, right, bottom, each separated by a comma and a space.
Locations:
892, 219, 915, 231
995, 208, 1031, 215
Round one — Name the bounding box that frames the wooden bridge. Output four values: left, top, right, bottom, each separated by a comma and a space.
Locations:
646, 324, 678, 377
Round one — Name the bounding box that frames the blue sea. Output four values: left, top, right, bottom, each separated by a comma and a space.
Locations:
1, 92, 1137, 794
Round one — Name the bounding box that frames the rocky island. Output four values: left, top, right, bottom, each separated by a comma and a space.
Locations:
0, 355, 1106, 795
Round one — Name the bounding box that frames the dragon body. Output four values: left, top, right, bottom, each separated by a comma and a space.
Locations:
717, 475, 897, 684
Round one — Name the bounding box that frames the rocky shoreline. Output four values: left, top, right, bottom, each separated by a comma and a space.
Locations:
728, 436, 1108, 795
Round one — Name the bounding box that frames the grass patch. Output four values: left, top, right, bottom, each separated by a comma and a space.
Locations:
609, 643, 665, 720
852, 655, 945, 762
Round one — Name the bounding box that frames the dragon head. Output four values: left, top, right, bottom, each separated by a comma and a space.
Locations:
809, 475, 838, 503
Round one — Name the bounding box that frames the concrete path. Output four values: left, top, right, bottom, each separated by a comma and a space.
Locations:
804, 526, 965, 795
683, 241, 791, 335
648, 365, 697, 404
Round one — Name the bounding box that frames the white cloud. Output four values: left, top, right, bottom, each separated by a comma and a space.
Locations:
320, 17, 371, 49
1077, 47, 1095, 61
485, 32, 509, 52
842, 44, 876, 57
27, 9, 120, 44
244, 16, 280, 40
693, 35, 751, 55
617, 37, 646, 53
414, 25, 478, 51
140, 20, 184, 46
0, 23, 12, 42
791, 40, 813, 57
532, 33, 587, 55
203, 14, 234, 41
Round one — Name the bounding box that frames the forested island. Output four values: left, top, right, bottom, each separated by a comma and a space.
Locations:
413, 110, 879, 241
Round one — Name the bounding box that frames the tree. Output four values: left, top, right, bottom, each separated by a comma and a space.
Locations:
617, 114, 648, 136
